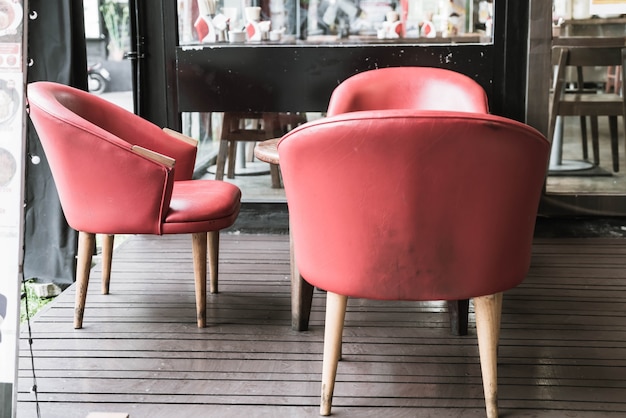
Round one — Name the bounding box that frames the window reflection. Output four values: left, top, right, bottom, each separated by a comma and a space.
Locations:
177, 0, 494, 45
176, 0, 495, 193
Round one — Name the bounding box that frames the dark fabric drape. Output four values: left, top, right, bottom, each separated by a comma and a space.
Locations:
24, 0, 88, 288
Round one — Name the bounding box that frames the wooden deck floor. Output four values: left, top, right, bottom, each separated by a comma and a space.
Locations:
17, 233, 626, 417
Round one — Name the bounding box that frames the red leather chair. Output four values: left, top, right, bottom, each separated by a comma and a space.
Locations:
27, 81, 241, 329
295, 67, 491, 335
278, 110, 550, 417
327, 66, 489, 116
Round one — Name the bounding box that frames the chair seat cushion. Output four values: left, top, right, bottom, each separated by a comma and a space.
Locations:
162, 180, 241, 234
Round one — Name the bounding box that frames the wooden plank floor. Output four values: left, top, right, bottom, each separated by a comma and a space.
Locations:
17, 233, 626, 417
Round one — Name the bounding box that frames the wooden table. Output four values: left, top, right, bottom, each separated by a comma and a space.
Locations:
255, 138, 314, 331
254, 137, 280, 165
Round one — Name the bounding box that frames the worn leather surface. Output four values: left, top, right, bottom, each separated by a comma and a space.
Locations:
278, 110, 550, 301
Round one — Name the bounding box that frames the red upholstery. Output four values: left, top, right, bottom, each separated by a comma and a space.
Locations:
278, 109, 549, 301
27, 82, 241, 235
163, 180, 242, 234
327, 67, 489, 116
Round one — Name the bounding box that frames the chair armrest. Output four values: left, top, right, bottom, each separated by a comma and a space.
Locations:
159, 128, 198, 180
126, 126, 197, 181
132, 145, 176, 168
163, 127, 199, 147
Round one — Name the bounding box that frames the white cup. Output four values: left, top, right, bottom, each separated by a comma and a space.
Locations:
229, 30, 246, 43
269, 30, 282, 41
244, 6, 261, 22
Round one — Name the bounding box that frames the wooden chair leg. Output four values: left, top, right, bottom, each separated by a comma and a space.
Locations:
208, 230, 219, 294
608, 116, 619, 172
320, 292, 348, 416
291, 273, 314, 332
75, 231, 95, 329
622, 96, 626, 170
447, 299, 469, 336
474, 292, 503, 418
215, 139, 229, 180
579, 116, 588, 160
590, 116, 600, 166
227, 140, 238, 179
290, 226, 314, 331
101, 234, 114, 295
192, 232, 208, 328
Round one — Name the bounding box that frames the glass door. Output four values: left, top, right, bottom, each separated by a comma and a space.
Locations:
84, 0, 133, 111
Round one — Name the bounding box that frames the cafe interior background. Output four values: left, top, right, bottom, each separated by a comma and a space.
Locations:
1, 0, 626, 415
173, 0, 497, 204
170, 0, 626, 216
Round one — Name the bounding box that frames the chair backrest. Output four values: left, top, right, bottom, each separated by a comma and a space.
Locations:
27, 82, 191, 234
327, 67, 489, 116
278, 110, 550, 301
551, 44, 626, 84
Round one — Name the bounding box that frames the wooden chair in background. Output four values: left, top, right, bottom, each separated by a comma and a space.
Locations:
549, 38, 626, 173
215, 112, 306, 188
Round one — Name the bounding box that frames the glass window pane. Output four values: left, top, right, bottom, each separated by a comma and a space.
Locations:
177, 0, 494, 45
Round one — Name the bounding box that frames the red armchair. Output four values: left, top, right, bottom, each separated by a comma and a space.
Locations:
278, 110, 550, 417
27, 81, 241, 328
293, 67, 492, 335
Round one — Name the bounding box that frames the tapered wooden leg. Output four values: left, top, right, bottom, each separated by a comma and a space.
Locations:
474, 292, 503, 418
320, 292, 348, 416
290, 227, 314, 331
101, 234, 114, 295
74, 231, 95, 329
192, 232, 208, 328
208, 230, 219, 294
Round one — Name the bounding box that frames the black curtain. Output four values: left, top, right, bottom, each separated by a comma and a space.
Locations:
24, 0, 87, 288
